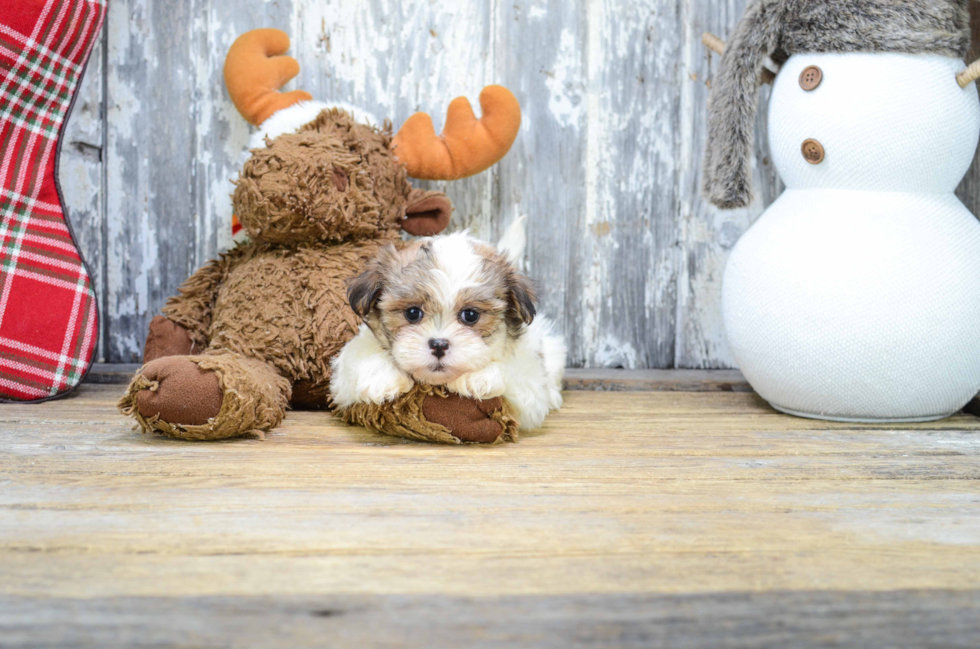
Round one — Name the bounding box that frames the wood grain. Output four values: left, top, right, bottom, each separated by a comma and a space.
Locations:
59, 1, 980, 371
3, 591, 979, 647
495, 0, 586, 369
564, 368, 751, 391
3, 386, 980, 591
576, 0, 681, 368
2, 386, 980, 644
3, 386, 980, 643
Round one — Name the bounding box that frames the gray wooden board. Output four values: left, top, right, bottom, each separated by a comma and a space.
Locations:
495, 0, 586, 369
84, 363, 754, 392
56, 0, 980, 368
1, 591, 978, 648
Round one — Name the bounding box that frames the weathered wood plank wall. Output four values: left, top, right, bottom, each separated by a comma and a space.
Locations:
59, 0, 980, 367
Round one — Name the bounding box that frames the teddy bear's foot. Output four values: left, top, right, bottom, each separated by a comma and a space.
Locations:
118, 353, 291, 441
129, 356, 224, 426
339, 384, 519, 445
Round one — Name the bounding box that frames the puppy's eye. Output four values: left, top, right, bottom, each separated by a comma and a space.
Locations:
405, 307, 424, 324
459, 309, 480, 325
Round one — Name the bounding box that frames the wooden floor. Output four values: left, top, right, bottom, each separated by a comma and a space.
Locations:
2, 384, 980, 647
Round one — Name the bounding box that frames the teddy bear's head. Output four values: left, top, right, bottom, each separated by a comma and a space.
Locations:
224, 29, 521, 245
232, 108, 450, 244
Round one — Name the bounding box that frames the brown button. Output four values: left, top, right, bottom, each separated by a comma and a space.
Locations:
801, 139, 825, 164
799, 65, 823, 91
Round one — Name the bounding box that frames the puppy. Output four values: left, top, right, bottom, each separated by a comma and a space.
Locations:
329, 220, 565, 431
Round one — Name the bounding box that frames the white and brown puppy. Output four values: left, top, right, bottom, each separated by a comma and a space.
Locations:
329, 221, 565, 431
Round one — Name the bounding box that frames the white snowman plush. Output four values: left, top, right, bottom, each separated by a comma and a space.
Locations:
704, 0, 980, 422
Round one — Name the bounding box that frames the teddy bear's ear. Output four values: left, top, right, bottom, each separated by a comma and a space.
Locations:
392, 86, 521, 181
401, 190, 452, 237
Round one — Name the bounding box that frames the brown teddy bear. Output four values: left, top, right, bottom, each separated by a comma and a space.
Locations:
118, 29, 521, 444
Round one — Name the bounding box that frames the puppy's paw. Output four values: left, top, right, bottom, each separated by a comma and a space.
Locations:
447, 365, 505, 400
356, 364, 414, 405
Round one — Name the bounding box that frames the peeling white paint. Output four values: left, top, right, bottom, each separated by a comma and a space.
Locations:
545, 29, 584, 129
580, 0, 604, 366
67, 0, 824, 366
593, 335, 639, 369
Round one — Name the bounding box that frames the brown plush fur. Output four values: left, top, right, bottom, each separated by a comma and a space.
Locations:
144, 315, 198, 362
119, 352, 290, 441
169, 239, 388, 399
703, 0, 970, 209
341, 383, 519, 445
234, 111, 410, 244
121, 108, 512, 442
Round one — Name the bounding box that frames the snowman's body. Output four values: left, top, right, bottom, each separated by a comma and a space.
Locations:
723, 53, 980, 421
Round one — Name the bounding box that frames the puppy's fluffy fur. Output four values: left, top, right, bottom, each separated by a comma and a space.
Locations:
330, 221, 565, 431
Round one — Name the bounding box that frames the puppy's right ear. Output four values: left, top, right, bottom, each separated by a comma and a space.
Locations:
347, 249, 392, 317
506, 268, 537, 328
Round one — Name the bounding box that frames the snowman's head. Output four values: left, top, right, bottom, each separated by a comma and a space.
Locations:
768, 53, 980, 195
702, 0, 972, 209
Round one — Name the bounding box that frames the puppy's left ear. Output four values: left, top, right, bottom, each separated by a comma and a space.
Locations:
506, 269, 536, 327
347, 248, 392, 317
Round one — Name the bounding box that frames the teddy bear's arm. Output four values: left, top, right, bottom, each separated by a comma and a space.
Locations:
339, 384, 518, 445
160, 247, 248, 351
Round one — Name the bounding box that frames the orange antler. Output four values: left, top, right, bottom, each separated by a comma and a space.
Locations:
224, 29, 312, 126
392, 86, 521, 181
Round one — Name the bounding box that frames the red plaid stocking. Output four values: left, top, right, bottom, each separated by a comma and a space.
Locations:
0, 0, 104, 402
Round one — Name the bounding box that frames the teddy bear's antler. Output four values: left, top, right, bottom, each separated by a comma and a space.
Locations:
224, 29, 312, 126
392, 86, 521, 181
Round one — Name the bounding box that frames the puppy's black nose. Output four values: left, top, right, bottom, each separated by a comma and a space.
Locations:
428, 338, 450, 359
